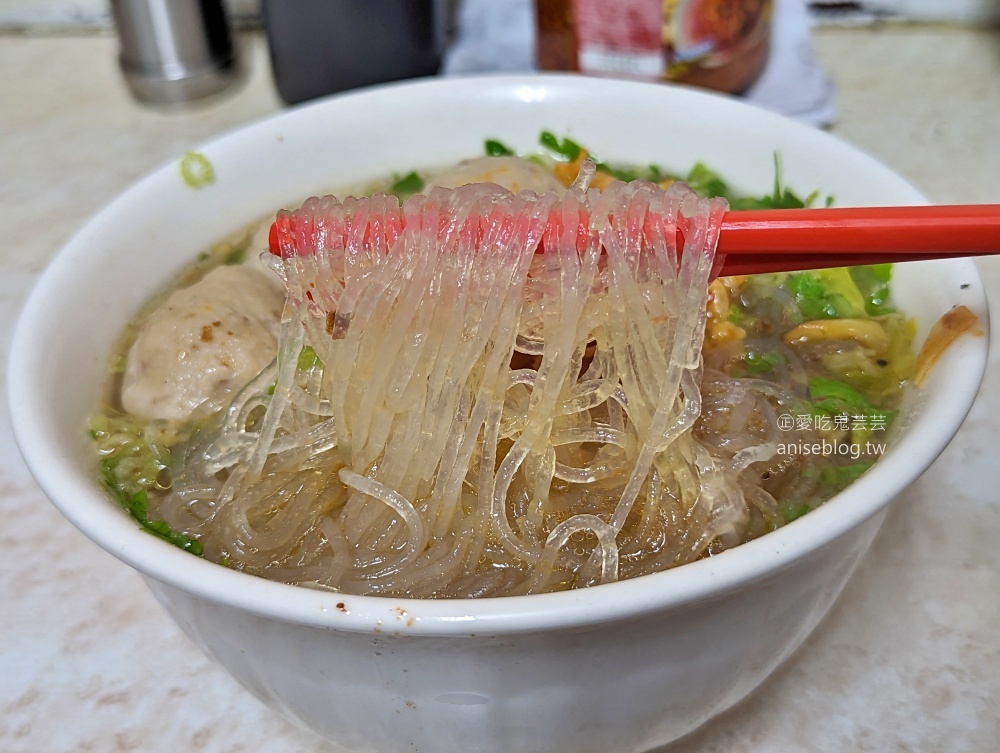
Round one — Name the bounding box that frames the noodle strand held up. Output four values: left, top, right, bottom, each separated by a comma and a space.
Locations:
164, 177, 793, 597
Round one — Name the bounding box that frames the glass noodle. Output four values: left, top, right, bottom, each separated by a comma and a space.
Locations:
92, 149, 915, 598
147, 176, 792, 597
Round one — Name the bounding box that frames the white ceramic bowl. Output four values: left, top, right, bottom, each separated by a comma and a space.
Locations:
8, 75, 989, 753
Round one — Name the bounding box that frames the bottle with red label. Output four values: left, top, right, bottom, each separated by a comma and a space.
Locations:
536, 0, 772, 95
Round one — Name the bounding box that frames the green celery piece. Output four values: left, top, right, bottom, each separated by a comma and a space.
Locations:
879, 312, 917, 384
484, 139, 514, 157
128, 488, 149, 521
786, 268, 867, 320
782, 503, 812, 523
808, 377, 895, 445
539, 131, 582, 161
297, 345, 323, 371
541, 131, 669, 182
95, 433, 169, 496
764, 153, 815, 208
647, 164, 666, 182
744, 349, 785, 374
684, 157, 817, 207
786, 273, 831, 319
849, 264, 895, 316
389, 171, 424, 197
595, 160, 675, 184
100, 463, 204, 555
685, 162, 731, 199
820, 462, 874, 488
596, 163, 640, 182
728, 154, 826, 210
89, 413, 109, 440
107, 353, 128, 375
730, 190, 812, 210
808, 376, 874, 415
94, 417, 203, 557
142, 519, 204, 555
808, 378, 894, 441
222, 245, 247, 265
770, 153, 782, 203
812, 268, 866, 317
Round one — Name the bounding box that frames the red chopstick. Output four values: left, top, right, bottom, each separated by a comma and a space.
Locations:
716, 204, 1000, 276
269, 203, 1000, 276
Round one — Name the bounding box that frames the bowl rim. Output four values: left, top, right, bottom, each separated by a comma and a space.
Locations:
8, 73, 990, 636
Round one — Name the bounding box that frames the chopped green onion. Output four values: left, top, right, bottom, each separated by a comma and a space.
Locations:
484, 139, 514, 157
93, 415, 202, 557
596, 163, 641, 182
539, 131, 582, 161
389, 171, 424, 198
685, 162, 730, 199
141, 518, 204, 555
179, 151, 215, 189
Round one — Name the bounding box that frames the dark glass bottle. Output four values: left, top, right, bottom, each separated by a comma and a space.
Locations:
262, 0, 446, 105
535, 0, 772, 95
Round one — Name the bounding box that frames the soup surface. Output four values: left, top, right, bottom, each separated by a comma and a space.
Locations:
90, 135, 915, 597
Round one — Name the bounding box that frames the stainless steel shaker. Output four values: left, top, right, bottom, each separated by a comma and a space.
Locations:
111, 0, 242, 105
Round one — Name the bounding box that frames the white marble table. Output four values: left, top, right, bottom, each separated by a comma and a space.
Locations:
2, 26, 998, 753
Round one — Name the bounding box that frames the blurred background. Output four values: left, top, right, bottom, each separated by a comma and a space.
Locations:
2, 2, 999, 752
2, 0, 998, 120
